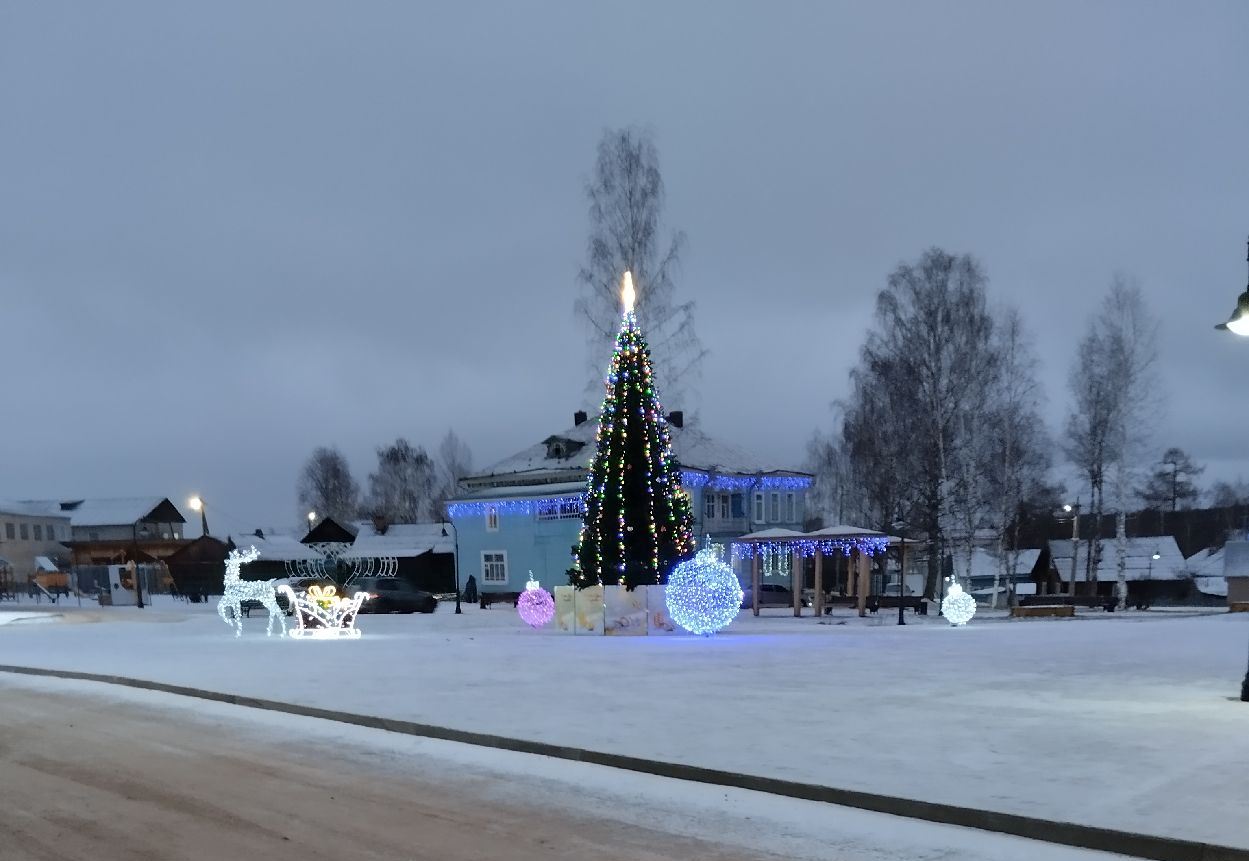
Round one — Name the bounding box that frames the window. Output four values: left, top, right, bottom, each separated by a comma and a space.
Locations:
482, 551, 507, 583
753, 492, 765, 523
704, 492, 717, 520
731, 493, 745, 519
33, 525, 42, 541
485, 506, 499, 532
769, 493, 780, 523
46, 524, 56, 541
718, 493, 730, 520
3, 523, 11, 540
88, 531, 100, 541
19, 523, 28, 540
785, 493, 796, 523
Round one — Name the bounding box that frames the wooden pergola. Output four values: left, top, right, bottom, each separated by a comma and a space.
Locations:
732, 526, 898, 618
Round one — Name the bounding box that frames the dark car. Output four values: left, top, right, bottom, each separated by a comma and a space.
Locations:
740, 583, 810, 609
352, 577, 438, 614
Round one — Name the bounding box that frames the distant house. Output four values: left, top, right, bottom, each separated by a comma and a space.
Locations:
341, 520, 456, 594
952, 547, 1042, 599
448, 412, 813, 594
1045, 536, 1191, 602
1184, 547, 1227, 601
0, 501, 72, 581
18, 497, 188, 565
228, 529, 325, 580
166, 535, 231, 597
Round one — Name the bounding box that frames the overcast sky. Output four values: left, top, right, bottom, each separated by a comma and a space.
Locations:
3, 2, 1248, 537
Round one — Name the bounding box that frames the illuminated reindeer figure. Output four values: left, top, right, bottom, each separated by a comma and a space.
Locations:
218, 546, 287, 637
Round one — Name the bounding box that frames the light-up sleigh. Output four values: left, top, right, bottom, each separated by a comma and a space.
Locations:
277, 584, 368, 639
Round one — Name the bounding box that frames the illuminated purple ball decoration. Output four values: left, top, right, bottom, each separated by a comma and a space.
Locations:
665, 548, 742, 636
517, 577, 555, 628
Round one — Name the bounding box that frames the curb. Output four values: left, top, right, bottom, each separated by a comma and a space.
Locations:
1, 664, 1244, 861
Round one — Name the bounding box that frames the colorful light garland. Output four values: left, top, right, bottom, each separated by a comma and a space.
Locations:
517, 574, 555, 628
665, 547, 743, 636
731, 537, 890, 559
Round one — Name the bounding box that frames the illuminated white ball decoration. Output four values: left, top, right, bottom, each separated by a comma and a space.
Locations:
942, 578, 976, 627
517, 574, 555, 628
665, 547, 743, 636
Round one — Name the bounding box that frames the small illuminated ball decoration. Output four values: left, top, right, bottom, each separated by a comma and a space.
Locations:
665, 547, 743, 636
517, 574, 555, 628
942, 578, 976, 627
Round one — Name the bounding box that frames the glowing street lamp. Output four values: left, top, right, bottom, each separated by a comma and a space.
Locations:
1213, 236, 1249, 702
188, 495, 209, 537
1215, 237, 1249, 335
307, 511, 317, 529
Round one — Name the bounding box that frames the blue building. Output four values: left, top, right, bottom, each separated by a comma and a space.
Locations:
448, 411, 813, 594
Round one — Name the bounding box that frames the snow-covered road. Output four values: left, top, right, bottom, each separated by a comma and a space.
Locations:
1, 600, 1246, 851
0, 674, 1125, 861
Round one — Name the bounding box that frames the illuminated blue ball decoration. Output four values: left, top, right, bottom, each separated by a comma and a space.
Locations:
665, 548, 743, 636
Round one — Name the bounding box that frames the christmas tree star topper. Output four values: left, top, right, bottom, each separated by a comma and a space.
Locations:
621, 270, 636, 315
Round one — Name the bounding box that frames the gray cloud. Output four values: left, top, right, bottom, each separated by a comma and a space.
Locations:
3, 1, 1248, 533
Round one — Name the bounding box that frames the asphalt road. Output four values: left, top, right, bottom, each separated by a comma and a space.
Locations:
0, 683, 768, 861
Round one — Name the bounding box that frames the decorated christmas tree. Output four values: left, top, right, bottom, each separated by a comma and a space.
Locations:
572, 272, 694, 590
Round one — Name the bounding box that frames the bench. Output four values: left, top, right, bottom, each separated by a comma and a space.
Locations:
1011, 604, 1075, 618
480, 592, 521, 609
1020, 595, 1117, 612
866, 596, 928, 615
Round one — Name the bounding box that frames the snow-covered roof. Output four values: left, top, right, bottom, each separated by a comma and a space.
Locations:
463, 415, 808, 489
452, 481, 586, 502
228, 532, 322, 562
1048, 537, 1185, 581
950, 547, 1041, 580
34, 556, 59, 572
737, 527, 809, 541
340, 522, 455, 559
1184, 547, 1224, 578
18, 497, 183, 527
811, 525, 892, 539
0, 500, 71, 520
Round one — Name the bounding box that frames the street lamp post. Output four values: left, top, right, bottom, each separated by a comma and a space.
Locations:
1213, 234, 1249, 701
307, 511, 317, 536
1064, 501, 1081, 597
897, 535, 907, 626
188, 496, 209, 537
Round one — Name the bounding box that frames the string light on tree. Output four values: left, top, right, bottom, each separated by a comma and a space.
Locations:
572, 272, 694, 590
942, 577, 976, 627
517, 573, 555, 628
665, 547, 743, 636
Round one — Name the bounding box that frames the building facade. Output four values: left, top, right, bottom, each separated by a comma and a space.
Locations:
448, 413, 813, 594
0, 502, 72, 582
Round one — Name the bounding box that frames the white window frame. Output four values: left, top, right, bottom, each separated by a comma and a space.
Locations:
785, 492, 796, 523
704, 492, 717, 520
769, 492, 780, 523
753, 492, 765, 523
481, 550, 508, 583
718, 493, 730, 520
485, 506, 499, 532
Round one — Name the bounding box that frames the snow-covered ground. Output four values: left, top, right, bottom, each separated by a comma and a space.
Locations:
1, 597, 1246, 852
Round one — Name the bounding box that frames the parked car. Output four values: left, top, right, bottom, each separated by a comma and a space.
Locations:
740, 583, 810, 608
352, 577, 438, 614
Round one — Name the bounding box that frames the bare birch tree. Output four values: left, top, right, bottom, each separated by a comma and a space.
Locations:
982, 309, 1051, 608
297, 446, 360, 526
844, 249, 999, 598
576, 127, 705, 407
431, 429, 474, 521
365, 438, 437, 524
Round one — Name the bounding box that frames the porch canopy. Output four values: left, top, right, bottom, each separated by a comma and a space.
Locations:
732, 525, 897, 618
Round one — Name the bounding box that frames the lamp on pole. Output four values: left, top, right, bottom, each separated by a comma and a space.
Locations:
891, 519, 909, 626
188, 496, 209, 538
306, 511, 317, 536
1213, 234, 1249, 702
1063, 501, 1081, 597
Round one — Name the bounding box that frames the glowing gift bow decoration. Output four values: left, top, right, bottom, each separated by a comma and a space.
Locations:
517, 573, 555, 628
277, 582, 369, 639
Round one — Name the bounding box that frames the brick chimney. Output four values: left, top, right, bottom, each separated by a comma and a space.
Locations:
667, 410, 683, 428
574, 410, 588, 426
371, 513, 390, 535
